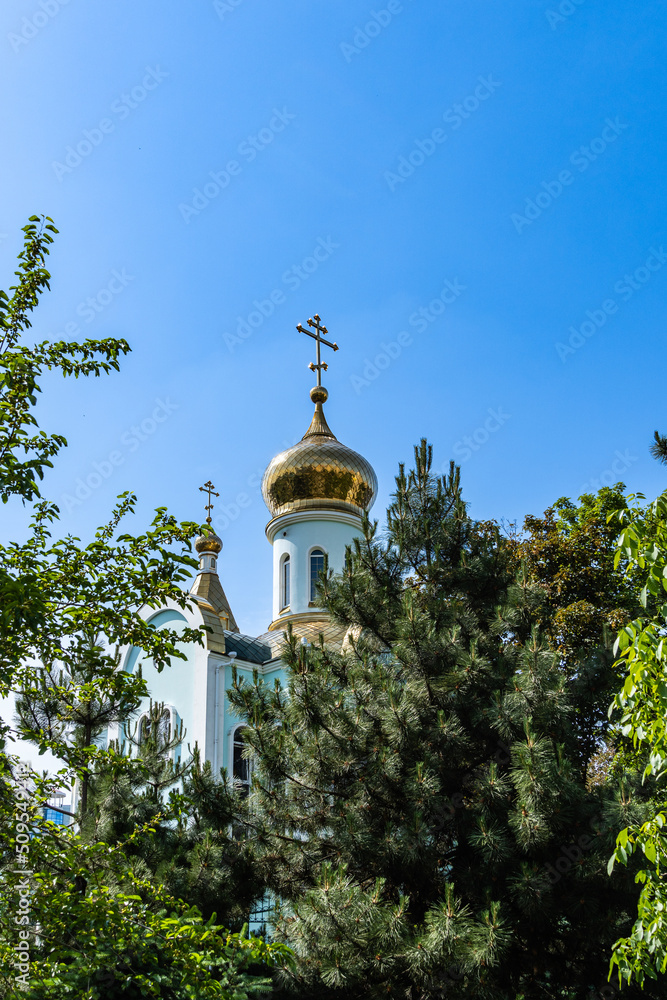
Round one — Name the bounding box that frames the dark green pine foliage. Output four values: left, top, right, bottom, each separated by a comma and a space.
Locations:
229, 442, 657, 999
650, 430, 667, 465
94, 699, 191, 846
92, 702, 266, 930
160, 748, 267, 929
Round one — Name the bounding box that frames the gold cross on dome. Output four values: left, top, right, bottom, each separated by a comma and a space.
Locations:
296, 313, 338, 387
198, 480, 219, 524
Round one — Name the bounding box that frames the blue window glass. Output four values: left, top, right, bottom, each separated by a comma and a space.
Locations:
233, 728, 250, 797
281, 556, 290, 609
43, 805, 70, 825
248, 892, 273, 935
310, 549, 325, 603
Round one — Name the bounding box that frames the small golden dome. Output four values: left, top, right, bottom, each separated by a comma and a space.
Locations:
195, 531, 222, 554
262, 386, 377, 519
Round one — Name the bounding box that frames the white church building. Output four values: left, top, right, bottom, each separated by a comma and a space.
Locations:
118, 316, 378, 789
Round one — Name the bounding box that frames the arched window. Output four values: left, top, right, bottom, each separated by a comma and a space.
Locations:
309, 548, 325, 604
232, 726, 250, 797
281, 555, 290, 609
136, 705, 179, 756
138, 706, 171, 745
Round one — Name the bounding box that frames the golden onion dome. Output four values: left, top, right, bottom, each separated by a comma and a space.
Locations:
262, 386, 377, 519
195, 531, 223, 554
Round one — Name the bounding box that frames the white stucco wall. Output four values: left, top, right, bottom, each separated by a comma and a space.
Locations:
119, 605, 206, 757
115, 602, 288, 781
268, 510, 363, 622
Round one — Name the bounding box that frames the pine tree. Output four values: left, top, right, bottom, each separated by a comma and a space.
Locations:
91, 703, 266, 930
93, 699, 190, 844
230, 442, 657, 999
162, 751, 267, 928
650, 430, 667, 465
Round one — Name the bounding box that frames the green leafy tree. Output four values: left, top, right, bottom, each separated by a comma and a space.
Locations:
0, 218, 203, 708
15, 637, 145, 825
608, 490, 667, 988
0, 217, 129, 674
0, 218, 281, 997
0, 217, 128, 506
0, 807, 289, 999
520, 487, 641, 778
521, 487, 638, 654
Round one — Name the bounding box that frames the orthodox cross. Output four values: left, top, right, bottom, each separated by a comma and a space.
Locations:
296, 313, 338, 387
198, 480, 219, 524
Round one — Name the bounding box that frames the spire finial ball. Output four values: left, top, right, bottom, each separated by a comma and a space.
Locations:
310, 385, 328, 405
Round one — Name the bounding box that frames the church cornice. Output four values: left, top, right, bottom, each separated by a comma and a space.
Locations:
265, 507, 363, 543
267, 609, 330, 632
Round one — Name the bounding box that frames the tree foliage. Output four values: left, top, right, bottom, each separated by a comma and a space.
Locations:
650, 432, 667, 466
0, 216, 129, 505
89, 713, 266, 931
15, 637, 145, 826
608, 491, 667, 987
0, 218, 281, 998
0, 800, 288, 1000
520, 487, 644, 781
229, 444, 654, 998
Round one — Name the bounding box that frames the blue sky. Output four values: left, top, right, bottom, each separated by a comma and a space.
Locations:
2, 0, 667, 639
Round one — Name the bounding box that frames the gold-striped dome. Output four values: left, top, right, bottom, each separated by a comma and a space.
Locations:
262, 386, 377, 519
